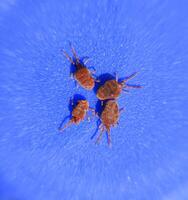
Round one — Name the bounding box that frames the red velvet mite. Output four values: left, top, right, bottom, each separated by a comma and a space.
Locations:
62, 43, 95, 90
59, 100, 89, 131
96, 100, 121, 146
97, 72, 142, 100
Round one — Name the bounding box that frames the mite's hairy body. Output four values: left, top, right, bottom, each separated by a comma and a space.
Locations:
97, 80, 121, 100
74, 67, 95, 90
101, 100, 119, 132
96, 100, 120, 146
71, 100, 89, 124
59, 100, 89, 131
97, 72, 142, 100
62, 43, 95, 90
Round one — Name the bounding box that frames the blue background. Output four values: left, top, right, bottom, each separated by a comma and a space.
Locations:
0, 0, 188, 199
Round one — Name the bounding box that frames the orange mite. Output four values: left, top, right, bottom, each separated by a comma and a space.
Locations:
97, 72, 142, 100
59, 100, 89, 131
96, 100, 121, 146
62, 43, 95, 90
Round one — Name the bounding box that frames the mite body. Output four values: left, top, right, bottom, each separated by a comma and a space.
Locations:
59, 100, 89, 131
96, 100, 121, 146
97, 72, 142, 100
63, 44, 95, 90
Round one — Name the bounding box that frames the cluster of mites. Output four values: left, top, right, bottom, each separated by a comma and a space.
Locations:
59, 44, 142, 146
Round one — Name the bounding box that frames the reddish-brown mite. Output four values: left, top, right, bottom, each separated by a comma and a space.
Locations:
59, 100, 89, 131
62, 43, 96, 90
95, 100, 122, 146
97, 72, 142, 100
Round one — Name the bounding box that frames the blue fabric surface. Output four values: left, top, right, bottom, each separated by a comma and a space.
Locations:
0, 0, 188, 199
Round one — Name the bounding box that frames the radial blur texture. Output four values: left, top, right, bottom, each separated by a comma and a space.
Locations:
0, 0, 188, 199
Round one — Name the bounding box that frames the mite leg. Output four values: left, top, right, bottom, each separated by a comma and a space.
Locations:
95, 125, 104, 144
89, 108, 98, 117
73, 79, 79, 88
69, 42, 79, 63
112, 122, 119, 128
121, 72, 142, 89
115, 72, 118, 81
99, 123, 103, 129
87, 116, 91, 122
90, 69, 96, 74
70, 72, 74, 79
101, 101, 104, 106
124, 72, 139, 82
85, 108, 94, 122
76, 81, 79, 88
124, 85, 142, 89
83, 57, 91, 65
122, 88, 129, 93
107, 131, 112, 147
119, 107, 124, 113
88, 66, 98, 77
62, 49, 75, 65
69, 97, 74, 106
58, 119, 73, 132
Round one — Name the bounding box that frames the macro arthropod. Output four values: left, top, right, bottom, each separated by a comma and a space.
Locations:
95, 100, 122, 146
62, 43, 96, 90
59, 99, 90, 131
97, 72, 142, 100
